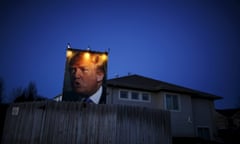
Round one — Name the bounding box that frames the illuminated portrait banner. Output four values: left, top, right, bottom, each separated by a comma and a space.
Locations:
62, 48, 108, 104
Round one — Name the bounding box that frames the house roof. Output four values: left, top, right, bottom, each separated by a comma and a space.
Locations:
107, 74, 222, 100
216, 108, 240, 117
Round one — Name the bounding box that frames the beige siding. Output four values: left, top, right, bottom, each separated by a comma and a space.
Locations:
107, 86, 217, 141
107, 87, 161, 109
214, 111, 228, 129
167, 93, 195, 137
192, 98, 216, 140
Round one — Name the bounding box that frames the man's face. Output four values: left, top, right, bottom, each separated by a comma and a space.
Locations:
69, 54, 104, 96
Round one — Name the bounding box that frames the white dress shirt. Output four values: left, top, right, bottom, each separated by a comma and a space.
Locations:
88, 86, 102, 104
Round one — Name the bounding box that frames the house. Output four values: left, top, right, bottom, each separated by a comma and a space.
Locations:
53, 74, 222, 142
53, 94, 62, 102
215, 108, 240, 143
106, 74, 222, 141
215, 108, 240, 129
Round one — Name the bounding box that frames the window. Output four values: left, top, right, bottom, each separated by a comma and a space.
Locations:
119, 90, 151, 102
164, 93, 180, 111
197, 127, 210, 140
131, 92, 139, 100
142, 93, 150, 101
120, 90, 128, 99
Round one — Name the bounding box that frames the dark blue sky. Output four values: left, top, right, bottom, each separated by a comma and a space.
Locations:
0, 0, 239, 109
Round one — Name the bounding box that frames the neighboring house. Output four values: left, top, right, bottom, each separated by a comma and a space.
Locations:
53, 94, 62, 102
215, 108, 240, 143
106, 74, 222, 141
215, 108, 240, 129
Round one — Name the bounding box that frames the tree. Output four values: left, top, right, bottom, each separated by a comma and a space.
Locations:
12, 87, 25, 102
13, 81, 38, 102
26, 81, 37, 101
13, 81, 48, 102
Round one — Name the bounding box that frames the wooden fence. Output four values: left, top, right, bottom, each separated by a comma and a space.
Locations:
1, 102, 171, 144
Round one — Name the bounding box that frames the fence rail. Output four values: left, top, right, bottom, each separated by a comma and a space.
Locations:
1, 102, 171, 144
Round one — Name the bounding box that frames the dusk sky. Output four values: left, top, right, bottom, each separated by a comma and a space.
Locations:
0, 0, 239, 109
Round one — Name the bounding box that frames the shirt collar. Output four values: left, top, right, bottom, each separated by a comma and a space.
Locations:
89, 86, 102, 104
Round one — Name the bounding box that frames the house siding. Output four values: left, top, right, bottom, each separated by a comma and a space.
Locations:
154, 92, 164, 109
107, 87, 158, 108
107, 87, 217, 140
106, 74, 220, 141
214, 112, 228, 129
192, 98, 216, 140
169, 93, 195, 137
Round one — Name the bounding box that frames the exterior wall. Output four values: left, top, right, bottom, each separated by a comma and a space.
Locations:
153, 92, 165, 109
106, 87, 162, 109
107, 86, 217, 140
191, 98, 216, 140
232, 111, 240, 128
165, 93, 195, 137
214, 111, 228, 129
107, 88, 196, 137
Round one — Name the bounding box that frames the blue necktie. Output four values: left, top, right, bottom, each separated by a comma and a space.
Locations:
83, 98, 94, 104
